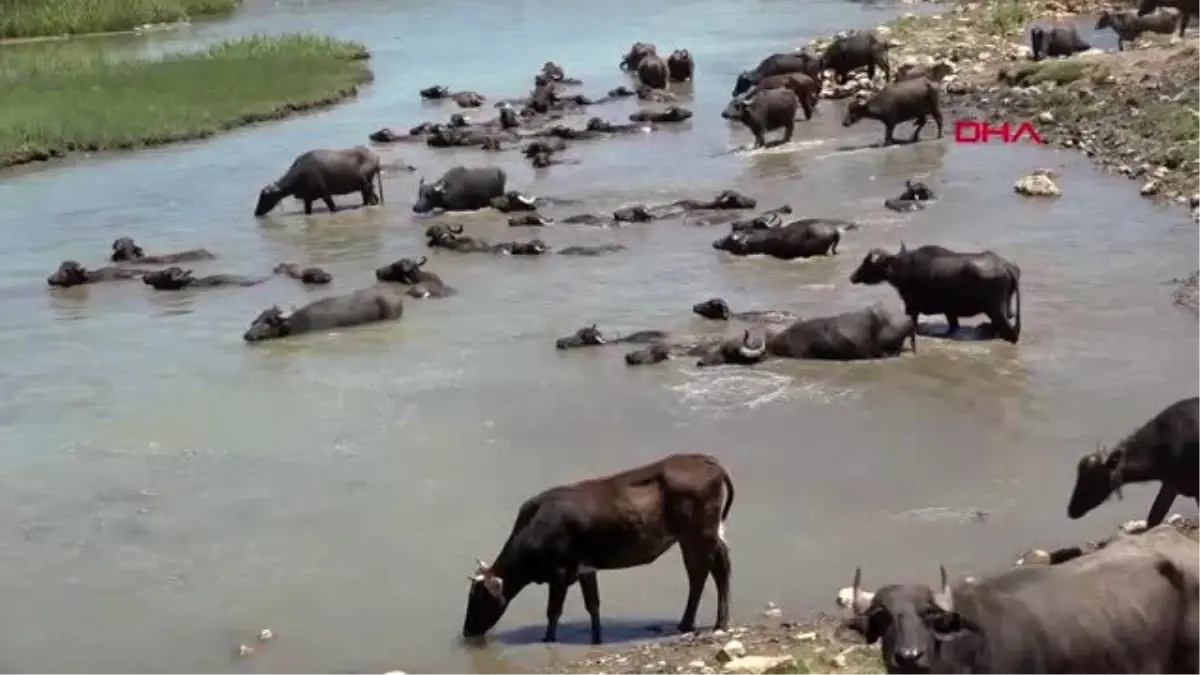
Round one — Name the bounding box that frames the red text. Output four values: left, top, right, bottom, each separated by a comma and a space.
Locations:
953, 120, 1045, 145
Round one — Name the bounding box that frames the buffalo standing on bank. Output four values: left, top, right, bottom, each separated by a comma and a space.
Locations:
842, 78, 943, 146
254, 146, 384, 217
819, 31, 892, 84
729, 88, 800, 149
731, 52, 822, 97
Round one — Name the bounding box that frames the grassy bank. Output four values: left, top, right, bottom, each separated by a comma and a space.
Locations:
0, 0, 240, 40
0, 34, 373, 168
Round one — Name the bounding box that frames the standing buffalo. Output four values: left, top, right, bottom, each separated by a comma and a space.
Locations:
731, 52, 822, 97
1067, 396, 1198, 530
667, 49, 694, 82
820, 31, 891, 84
1095, 9, 1178, 49
729, 88, 800, 149
849, 243, 1022, 343
751, 72, 820, 119
110, 237, 216, 264
712, 218, 850, 260
412, 166, 507, 214
461, 453, 735, 644
1137, 0, 1197, 36
842, 78, 943, 146
1029, 25, 1092, 61
242, 287, 405, 343
636, 53, 670, 90
254, 146, 384, 217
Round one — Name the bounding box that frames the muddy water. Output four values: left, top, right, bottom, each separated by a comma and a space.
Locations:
0, 0, 1196, 671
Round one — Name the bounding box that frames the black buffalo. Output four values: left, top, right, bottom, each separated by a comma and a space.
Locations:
727, 205, 795, 231
820, 31, 892, 84
489, 191, 541, 213
508, 213, 554, 226
731, 51, 822, 97
110, 237, 216, 264
47, 261, 146, 288
1095, 9, 1178, 49
620, 42, 658, 72
849, 243, 1022, 343
667, 48, 694, 82
242, 287, 405, 343
1029, 25, 1092, 61
557, 244, 627, 256
692, 297, 800, 324
425, 224, 494, 253
555, 324, 668, 350
254, 146, 384, 217
1137, 0, 1197, 36
728, 72, 819, 121
636, 53, 670, 90
374, 256, 455, 298
728, 88, 800, 149
273, 263, 333, 285
413, 166, 507, 214
883, 180, 936, 212
142, 267, 267, 291
842, 78, 943, 145
712, 218, 850, 260
629, 106, 693, 124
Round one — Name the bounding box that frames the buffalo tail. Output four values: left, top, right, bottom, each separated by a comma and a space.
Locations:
376, 170, 385, 205
1008, 265, 1021, 340
721, 472, 736, 523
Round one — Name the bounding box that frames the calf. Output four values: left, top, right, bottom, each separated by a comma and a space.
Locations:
1138, 0, 1197, 36
461, 454, 735, 644
1096, 9, 1178, 49
842, 78, 943, 146
849, 243, 1022, 343
374, 256, 455, 298
1067, 396, 1198, 530
729, 88, 800, 149
1029, 25, 1091, 61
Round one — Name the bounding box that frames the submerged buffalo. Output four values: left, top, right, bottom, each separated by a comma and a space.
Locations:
425, 224, 495, 253
883, 179, 936, 212
731, 52, 822, 97
695, 304, 916, 366
728, 88, 800, 149
274, 262, 332, 285
413, 166, 507, 214
620, 42, 658, 72
374, 256, 455, 298
629, 106, 693, 123
254, 146, 384, 217
820, 31, 892, 84
727, 206, 795, 231
1137, 0, 1196, 36
110, 237, 215, 264
489, 191, 540, 213
692, 297, 800, 324
849, 243, 1022, 343
667, 49, 694, 82
713, 218, 852, 260
842, 78, 943, 146
242, 287, 405, 343
1029, 25, 1092, 61
555, 324, 668, 349
142, 267, 267, 291
637, 52, 670, 90
47, 261, 147, 288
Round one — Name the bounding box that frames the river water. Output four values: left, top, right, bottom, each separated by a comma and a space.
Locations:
0, 0, 1196, 671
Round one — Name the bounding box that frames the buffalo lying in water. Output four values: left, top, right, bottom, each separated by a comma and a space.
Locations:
694, 304, 916, 366
726, 205, 795, 231
254, 146, 384, 217
426, 126, 517, 149
419, 86, 487, 108
274, 263, 332, 285
560, 190, 758, 227
629, 106, 693, 124
555, 324, 669, 350
489, 191, 541, 213
375, 256, 456, 298
692, 297, 800, 324
110, 237, 215, 265
842, 79, 943, 146
48, 261, 147, 288
142, 267, 268, 291
667, 49, 694, 82
849, 243, 1022, 343
713, 218, 853, 260
883, 180, 936, 212
243, 287, 405, 343
413, 166, 507, 214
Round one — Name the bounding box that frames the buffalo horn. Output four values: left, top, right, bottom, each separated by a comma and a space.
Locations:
416, 256, 428, 267
738, 329, 766, 360
933, 564, 954, 612
851, 566, 865, 614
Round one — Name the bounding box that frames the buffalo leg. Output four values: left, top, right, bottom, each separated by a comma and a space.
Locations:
985, 308, 1019, 343
677, 539, 715, 633
542, 580, 569, 643
910, 116, 927, 143
753, 131, 766, 149
303, 199, 314, 215
800, 96, 813, 121
322, 194, 338, 213
782, 119, 795, 145
710, 540, 732, 631
944, 315, 960, 336
883, 123, 897, 146
361, 184, 377, 207
829, 233, 840, 255
1145, 484, 1179, 529
578, 572, 603, 644
931, 108, 944, 138
867, 63, 876, 81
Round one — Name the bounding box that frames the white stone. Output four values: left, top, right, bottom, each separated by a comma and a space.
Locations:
1140, 180, 1162, 196
721, 655, 798, 675
1014, 171, 1061, 197
716, 640, 747, 663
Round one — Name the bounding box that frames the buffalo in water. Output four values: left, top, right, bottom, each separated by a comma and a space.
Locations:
274, 263, 332, 285
883, 180, 936, 212
692, 298, 800, 324
620, 42, 658, 72
142, 267, 267, 291
636, 52, 670, 90
728, 89, 799, 149
667, 49, 694, 82
254, 147, 384, 217
242, 287, 405, 343
849, 243, 1022, 343
819, 31, 892, 84
555, 324, 668, 350
47, 261, 147, 288
413, 166, 507, 214
375, 256, 455, 298
629, 106, 693, 124
713, 218, 853, 260
1029, 25, 1092, 61
110, 237, 215, 265
731, 51, 822, 97
842, 78, 943, 146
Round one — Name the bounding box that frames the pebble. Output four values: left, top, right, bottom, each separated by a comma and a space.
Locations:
762, 601, 782, 618
1036, 111, 1055, 124
793, 631, 817, 641
1140, 179, 1162, 196
716, 639, 746, 663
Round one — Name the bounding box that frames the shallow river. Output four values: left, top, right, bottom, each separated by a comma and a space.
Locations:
0, 0, 1196, 671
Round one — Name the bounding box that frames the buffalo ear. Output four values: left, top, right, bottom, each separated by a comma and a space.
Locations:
927, 609, 976, 643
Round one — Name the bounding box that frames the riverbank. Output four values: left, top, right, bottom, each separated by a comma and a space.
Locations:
0, 34, 373, 168
0, 0, 240, 40
811, 0, 1199, 213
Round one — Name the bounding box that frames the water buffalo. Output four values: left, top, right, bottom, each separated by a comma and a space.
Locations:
671, 190, 758, 211
692, 297, 800, 324
1096, 9, 1178, 49
729, 89, 799, 149
254, 146, 384, 217
142, 267, 267, 291
842, 78, 943, 146
883, 179, 936, 212
523, 139, 567, 158
1137, 0, 1196, 36
696, 304, 915, 365
110, 237, 215, 265
427, 126, 515, 149
731, 51, 822, 97
636, 53, 670, 90
527, 123, 610, 142
273, 262, 332, 285
449, 91, 485, 108
555, 324, 668, 349
842, 528, 1200, 675
374, 256, 455, 298
849, 243, 1022, 343
1067, 396, 1198, 531
47, 260, 146, 288
462, 454, 733, 644
242, 287, 405, 343
557, 244, 627, 256
495, 239, 550, 256
413, 166, 507, 214
369, 127, 422, 143
537, 61, 582, 86
724, 205, 794, 231
1029, 25, 1092, 61
490, 191, 540, 213
667, 49, 694, 82
425, 224, 495, 253
894, 62, 955, 83
419, 85, 451, 100
585, 117, 646, 134
620, 42, 657, 71
712, 218, 849, 260
820, 31, 892, 84
508, 213, 554, 226
629, 105, 693, 123
742, 72, 820, 120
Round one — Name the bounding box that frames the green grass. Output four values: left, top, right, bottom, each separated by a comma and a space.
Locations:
0, 33, 373, 167
0, 0, 241, 40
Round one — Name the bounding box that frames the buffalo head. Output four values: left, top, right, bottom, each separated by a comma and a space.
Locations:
507, 239, 549, 256
425, 223, 465, 248
1066, 446, 1124, 520
243, 305, 291, 342
413, 177, 448, 214
110, 237, 145, 262
420, 85, 450, 100
541, 61, 565, 81
449, 113, 470, 128
47, 260, 90, 288
659, 105, 693, 122
696, 330, 768, 367
842, 98, 870, 128
712, 230, 762, 255
849, 246, 904, 285
731, 71, 758, 98
555, 324, 607, 350
143, 266, 194, 290
711, 190, 756, 209
462, 558, 509, 640
620, 42, 656, 71
842, 566, 977, 674
721, 97, 747, 121
900, 180, 935, 202
693, 297, 733, 320
254, 182, 287, 217
301, 267, 332, 284
376, 256, 428, 284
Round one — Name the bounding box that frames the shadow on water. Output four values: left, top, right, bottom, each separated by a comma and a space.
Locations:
491, 616, 681, 646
